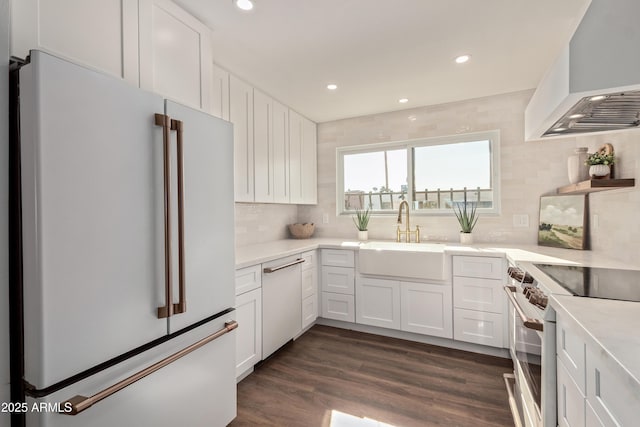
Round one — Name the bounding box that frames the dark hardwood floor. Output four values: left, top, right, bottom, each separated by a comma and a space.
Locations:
230, 325, 514, 427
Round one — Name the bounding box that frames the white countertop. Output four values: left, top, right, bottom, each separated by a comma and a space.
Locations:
236, 237, 640, 395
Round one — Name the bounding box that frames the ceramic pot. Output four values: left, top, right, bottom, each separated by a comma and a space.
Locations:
589, 164, 610, 179
568, 147, 589, 184
460, 232, 473, 244
358, 230, 369, 241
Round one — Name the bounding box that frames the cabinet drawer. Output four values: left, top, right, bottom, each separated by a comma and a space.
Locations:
453, 256, 504, 279
557, 357, 586, 427
321, 266, 355, 295
235, 288, 262, 378
321, 292, 355, 322
586, 346, 636, 427
321, 249, 355, 268
453, 276, 504, 313
556, 314, 586, 394
453, 308, 504, 348
235, 264, 262, 296
301, 250, 317, 271
302, 294, 318, 329
301, 268, 317, 300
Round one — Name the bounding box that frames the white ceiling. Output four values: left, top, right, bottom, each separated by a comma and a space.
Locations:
174, 0, 591, 123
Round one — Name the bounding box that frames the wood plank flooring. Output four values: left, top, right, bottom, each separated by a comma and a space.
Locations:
230, 325, 514, 427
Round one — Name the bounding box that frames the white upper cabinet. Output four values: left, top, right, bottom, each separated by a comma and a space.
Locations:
254, 89, 290, 204
139, 0, 213, 111
10, 0, 139, 84
211, 63, 230, 121
230, 75, 255, 202
289, 110, 317, 204
253, 89, 274, 203
272, 99, 290, 203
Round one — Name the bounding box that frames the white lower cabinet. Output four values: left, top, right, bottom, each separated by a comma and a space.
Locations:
453, 308, 503, 347
452, 255, 506, 348
235, 288, 262, 379
301, 250, 318, 329
321, 293, 355, 322
355, 277, 401, 329
302, 294, 318, 329
401, 281, 453, 338
557, 357, 586, 427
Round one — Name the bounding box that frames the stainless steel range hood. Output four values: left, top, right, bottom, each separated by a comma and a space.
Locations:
525, 0, 640, 140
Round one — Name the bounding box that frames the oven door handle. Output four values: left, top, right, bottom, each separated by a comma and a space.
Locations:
504, 286, 544, 331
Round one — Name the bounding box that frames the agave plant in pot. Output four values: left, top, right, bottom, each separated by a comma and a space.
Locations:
352, 208, 371, 241
453, 201, 478, 244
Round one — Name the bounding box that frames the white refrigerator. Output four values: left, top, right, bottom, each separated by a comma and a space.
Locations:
15, 50, 236, 426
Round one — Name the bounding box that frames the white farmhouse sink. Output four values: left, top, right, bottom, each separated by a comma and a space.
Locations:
358, 241, 446, 280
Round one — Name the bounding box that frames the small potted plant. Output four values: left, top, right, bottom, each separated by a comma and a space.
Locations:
452, 202, 478, 244
585, 151, 614, 178
352, 208, 371, 241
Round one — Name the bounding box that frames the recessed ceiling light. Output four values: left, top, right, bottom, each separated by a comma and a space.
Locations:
327, 84, 337, 90
399, 98, 409, 104
590, 95, 606, 101
234, 0, 254, 11
455, 54, 471, 64
553, 127, 567, 132
408, 115, 417, 121
569, 114, 585, 119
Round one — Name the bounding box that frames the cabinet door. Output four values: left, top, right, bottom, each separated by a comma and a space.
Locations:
401, 282, 453, 338
272, 99, 290, 203
301, 116, 317, 204
210, 63, 230, 121
556, 314, 586, 394
288, 109, 303, 204
139, 0, 212, 111
356, 277, 401, 329
11, 0, 139, 84
253, 89, 274, 203
302, 294, 318, 330
557, 358, 586, 427
235, 288, 262, 378
230, 75, 254, 202
302, 268, 317, 300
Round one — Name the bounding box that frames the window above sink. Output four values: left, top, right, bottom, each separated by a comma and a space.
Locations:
337, 130, 501, 216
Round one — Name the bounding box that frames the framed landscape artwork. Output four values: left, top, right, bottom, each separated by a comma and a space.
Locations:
538, 195, 587, 250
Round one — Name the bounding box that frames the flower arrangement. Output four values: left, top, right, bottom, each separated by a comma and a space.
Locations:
352, 208, 371, 231
585, 152, 615, 166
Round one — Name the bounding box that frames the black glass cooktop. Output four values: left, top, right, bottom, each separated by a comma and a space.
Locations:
533, 264, 640, 302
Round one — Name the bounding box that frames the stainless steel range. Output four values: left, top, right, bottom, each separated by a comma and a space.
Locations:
503, 266, 559, 427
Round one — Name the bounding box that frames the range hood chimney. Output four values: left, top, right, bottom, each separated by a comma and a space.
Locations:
525, 0, 640, 140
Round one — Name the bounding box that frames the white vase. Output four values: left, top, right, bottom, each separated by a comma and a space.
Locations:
589, 164, 610, 178
460, 232, 473, 244
358, 230, 368, 241
567, 147, 589, 184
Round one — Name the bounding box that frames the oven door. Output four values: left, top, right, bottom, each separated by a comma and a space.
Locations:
506, 287, 544, 427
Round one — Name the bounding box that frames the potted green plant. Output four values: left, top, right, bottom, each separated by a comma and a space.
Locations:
452, 202, 478, 244
585, 151, 615, 178
352, 208, 371, 241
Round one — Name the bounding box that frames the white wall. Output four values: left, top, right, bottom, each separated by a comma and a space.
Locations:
298, 89, 640, 267
1, 0, 11, 424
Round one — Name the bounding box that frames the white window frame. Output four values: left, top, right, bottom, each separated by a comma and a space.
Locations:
336, 130, 501, 216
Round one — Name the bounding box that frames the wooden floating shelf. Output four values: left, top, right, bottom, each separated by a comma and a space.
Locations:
557, 178, 635, 194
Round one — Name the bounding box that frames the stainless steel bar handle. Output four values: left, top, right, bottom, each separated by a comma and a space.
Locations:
263, 258, 305, 274
62, 320, 238, 415
503, 286, 544, 331
171, 118, 186, 315
155, 114, 173, 319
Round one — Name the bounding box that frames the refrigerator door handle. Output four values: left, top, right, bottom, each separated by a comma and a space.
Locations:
155, 113, 174, 319
61, 320, 238, 415
171, 118, 186, 315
